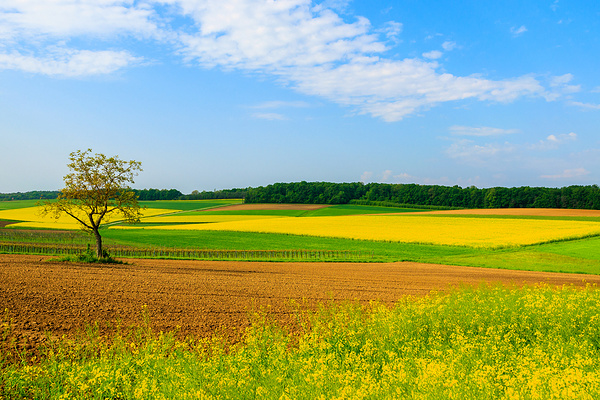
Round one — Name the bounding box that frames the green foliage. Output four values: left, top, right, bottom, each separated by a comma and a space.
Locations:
245, 181, 600, 209
134, 188, 183, 200
41, 149, 143, 258
181, 188, 249, 200
0, 191, 60, 202
3, 286, 600, 399
52, 245, 124, 264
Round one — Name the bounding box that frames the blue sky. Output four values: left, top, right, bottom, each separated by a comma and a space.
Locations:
1, 0, 599, 193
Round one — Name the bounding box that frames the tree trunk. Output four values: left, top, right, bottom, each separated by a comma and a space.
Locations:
93, 229, 103, 258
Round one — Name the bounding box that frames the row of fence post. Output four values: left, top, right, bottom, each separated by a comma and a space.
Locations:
0, 243, 372, 260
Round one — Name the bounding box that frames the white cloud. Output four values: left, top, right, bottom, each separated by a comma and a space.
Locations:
510, 25, 527, 37
0, 0, 158, 76
444, 131, 583, 177
570, 101, 600, 110
531, 132, 577, 150
543, 73, 580, 100
381, 169, 393, 181
0, 49, 141, 76
0, 0, 551, 119
446, 139, 516, 162
379, 21, 402, 42
441, 41, 457, 51
360, 171, 373, 183
250, 100, 311, 109
393, 172, 413, 181
450, 126, 520, 137
0, 0, 159, 39
164, 0, 547, 121
251, 112, 288, 121
289, 59, 544, 121
541, 168, 589, 179
175, 0, 384, 69
547, 132, 577, 142
422, 50, 442, 60
550, 73, 574, 87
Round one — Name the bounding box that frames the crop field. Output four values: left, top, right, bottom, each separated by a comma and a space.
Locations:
121, 213, 600, 248
2, 199, 600, 272
2, 199, 600, 398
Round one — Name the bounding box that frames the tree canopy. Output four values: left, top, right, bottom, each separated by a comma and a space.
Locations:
244, 181, 600, 209
42, 149, 143, 259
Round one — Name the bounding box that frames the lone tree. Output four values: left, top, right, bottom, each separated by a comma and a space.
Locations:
43, 149, 143, 259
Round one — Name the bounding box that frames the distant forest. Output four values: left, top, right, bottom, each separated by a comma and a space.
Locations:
3, 182, 600, 209
244, 182, 600, 210
0, 188, 248, 202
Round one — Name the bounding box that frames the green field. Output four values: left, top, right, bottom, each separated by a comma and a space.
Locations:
2, 199, 600, 274
0, 200, 41, 210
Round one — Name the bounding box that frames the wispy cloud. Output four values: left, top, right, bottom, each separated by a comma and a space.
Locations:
450, 126, 520, 137
360, 171, 373, 183
251, 112, 288, 121
0, 49, 141, 77
0, 0, 159, 39
569, 101, 600, 110
447, 132, 578, 166
250, 101, 311, 109
510, 25, 528, 37
541, 167, 589, 179
530, 132, 577, 150
446, 139, 516, 162
422, 50, 442, 60
0, 0, 553, 120
441, 41, 457, 51
378, 21, 402, 42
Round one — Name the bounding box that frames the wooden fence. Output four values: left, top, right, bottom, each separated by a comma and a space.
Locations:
0, 242, 371, 261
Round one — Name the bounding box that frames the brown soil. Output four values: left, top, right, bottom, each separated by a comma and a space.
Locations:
0, 220, 15, 228
409, 208, 600, 217
215, 203, 330, 211
2, 254, 599, 348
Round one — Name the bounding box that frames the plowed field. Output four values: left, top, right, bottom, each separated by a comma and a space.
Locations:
2, 254, 599, 347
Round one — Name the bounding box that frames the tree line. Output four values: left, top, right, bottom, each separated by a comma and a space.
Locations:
4, 182, 600, 209
0, 191, 60, 201
244, 182, 600, 209
123, 188, 250, 200
0, 188, 248, 202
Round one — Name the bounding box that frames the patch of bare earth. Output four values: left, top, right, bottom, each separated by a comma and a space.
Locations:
1, 254, 599, 349
214, 203, 330, 211
405, 208, 600, 217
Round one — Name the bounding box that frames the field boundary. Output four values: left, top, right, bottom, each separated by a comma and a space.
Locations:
0, 242, 372, 261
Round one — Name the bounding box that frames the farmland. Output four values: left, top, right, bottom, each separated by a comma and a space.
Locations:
2, 199, 600, 273
2, 199, 600, 398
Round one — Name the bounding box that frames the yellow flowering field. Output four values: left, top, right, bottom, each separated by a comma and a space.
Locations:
122, 214, 600, 248
0, 206, 174, 230
139, 214, 283, 224
4, 285, 600, 399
